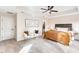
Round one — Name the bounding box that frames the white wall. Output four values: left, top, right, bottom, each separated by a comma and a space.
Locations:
25, 19, 43, 35
22, 7, 45, 36
16, 12, 25, 41
46, 14, 79, 32
16, 6, 45, 41
16, 12, 43, 41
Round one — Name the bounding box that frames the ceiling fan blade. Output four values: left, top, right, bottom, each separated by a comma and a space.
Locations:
51, 10, 58, 12
41, 6, 57, 14
42, 10, 48, 13
48, 6, 54, 10
41, 8, 47, 10
50, 6, 54, 9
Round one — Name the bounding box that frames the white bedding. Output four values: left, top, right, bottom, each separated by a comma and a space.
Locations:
19, 38, 79, 53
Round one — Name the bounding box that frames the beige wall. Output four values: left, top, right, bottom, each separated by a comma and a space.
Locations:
46, 14, 79, 32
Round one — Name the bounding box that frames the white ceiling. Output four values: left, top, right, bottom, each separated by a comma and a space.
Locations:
0, 6, 77, 12
0, 6, 78, 16
0, 6, 16, 13
16, 6, 77, 14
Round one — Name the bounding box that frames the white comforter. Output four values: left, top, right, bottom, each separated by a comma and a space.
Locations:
19, 38, 79, 53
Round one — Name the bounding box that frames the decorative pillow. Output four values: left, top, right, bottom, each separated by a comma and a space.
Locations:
28, 29, 35, 36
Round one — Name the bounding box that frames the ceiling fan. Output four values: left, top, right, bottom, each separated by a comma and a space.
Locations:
41, 6, 58, 14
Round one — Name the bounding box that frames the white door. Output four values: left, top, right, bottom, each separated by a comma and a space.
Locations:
1, 14, 16, 40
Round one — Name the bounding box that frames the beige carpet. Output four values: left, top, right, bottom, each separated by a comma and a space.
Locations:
0, 37, 43, 53
0, 39, 27, 53
0, 37, 79, 53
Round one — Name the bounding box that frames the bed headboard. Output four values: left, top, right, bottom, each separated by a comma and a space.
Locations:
55, 24, 72, 31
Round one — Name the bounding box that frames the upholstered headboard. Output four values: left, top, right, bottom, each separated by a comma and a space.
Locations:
55, 24, 72, 31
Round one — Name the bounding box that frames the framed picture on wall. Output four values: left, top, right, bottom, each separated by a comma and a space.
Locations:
25, 19, 39, 27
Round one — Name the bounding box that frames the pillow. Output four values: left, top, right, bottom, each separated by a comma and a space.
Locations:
29, 30, 35, 36
56, 27, 68, 32
67, 31, 73, 38
24, 33, 27, 38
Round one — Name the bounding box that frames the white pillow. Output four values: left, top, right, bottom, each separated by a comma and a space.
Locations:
24, 33, 27, 38
29, 30, 35, 36
56, 27, 68, 32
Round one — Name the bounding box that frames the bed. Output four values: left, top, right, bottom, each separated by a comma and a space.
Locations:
44, 30, 71, 45
19, 37, 79, 53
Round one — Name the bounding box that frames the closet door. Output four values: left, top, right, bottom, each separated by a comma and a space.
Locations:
1, 14, 16, 40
